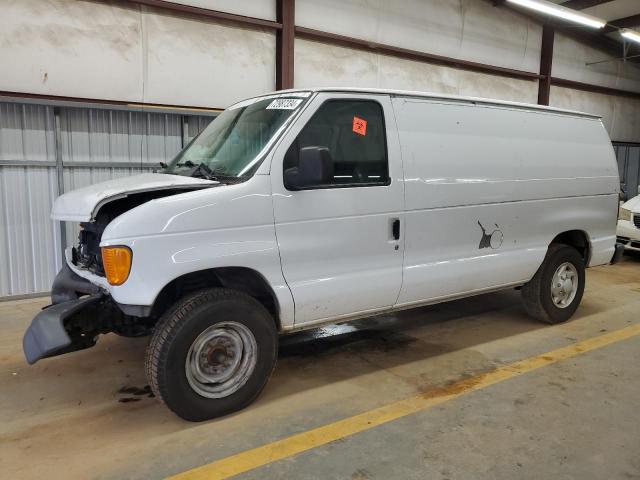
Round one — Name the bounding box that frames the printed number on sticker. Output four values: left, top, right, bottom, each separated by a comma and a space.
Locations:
266, 99, 303, 110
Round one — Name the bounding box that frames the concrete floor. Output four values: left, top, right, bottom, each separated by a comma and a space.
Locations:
1, 255, 639, 480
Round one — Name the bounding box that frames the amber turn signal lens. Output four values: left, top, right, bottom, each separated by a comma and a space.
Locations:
101, 246, 132, 286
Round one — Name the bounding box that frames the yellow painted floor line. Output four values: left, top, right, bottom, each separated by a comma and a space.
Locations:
169, 323, 640, 480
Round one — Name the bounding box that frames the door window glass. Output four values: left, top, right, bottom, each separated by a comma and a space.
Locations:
283, 100, 388, 188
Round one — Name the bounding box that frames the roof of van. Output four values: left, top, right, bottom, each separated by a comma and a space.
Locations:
270, 87, 601, 120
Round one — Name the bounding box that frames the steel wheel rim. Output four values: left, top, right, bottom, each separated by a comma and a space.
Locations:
550, 262, 578, 309
185, 321, 257, 399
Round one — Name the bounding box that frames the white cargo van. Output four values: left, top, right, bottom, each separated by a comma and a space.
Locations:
24, 88, 623, 421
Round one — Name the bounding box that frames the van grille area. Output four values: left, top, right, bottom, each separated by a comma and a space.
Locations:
634, 214, 640, 228
617, 236, 640, 249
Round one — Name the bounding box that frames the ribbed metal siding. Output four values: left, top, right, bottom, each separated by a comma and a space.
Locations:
187, 115, 214, 141
0, 103, 63, 297
614, 143, 640, 202
59, 108, 183, 165
0, 101, 214, 299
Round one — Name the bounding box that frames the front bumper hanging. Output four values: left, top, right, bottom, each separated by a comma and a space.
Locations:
23, 293, 103, 364
23, 261, 104, 364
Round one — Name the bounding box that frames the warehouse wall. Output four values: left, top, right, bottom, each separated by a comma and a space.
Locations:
1, 0, 639, 123
553, 33, 640, 92
295, 0, 543, 72
294, 41, 539, 104
550, 86, 640, 143
550, 33, 640, 142
0, 0, 276, 108
0, 103, 62, 297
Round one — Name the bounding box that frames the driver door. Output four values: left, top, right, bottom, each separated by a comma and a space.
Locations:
270, 93, 405, 326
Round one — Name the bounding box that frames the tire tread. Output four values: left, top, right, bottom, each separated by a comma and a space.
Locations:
521, 244, 584, 324
145, 288, 276, 418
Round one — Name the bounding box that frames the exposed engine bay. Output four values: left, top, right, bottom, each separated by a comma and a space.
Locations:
72, 188, 208, 276
57, 187, 213, 340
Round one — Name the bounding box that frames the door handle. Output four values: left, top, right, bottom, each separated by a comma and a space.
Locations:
392, 218, 400, 241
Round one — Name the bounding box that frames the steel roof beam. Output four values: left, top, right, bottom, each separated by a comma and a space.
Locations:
561, 0, 616, 10
604, 14, 640, 33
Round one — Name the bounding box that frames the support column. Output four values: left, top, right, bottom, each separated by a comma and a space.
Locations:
276, 0, 295, 90
53, 107, 67, 258
538, 25, 555, 106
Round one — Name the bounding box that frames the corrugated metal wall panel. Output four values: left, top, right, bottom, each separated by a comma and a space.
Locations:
146, 113, 182, 164
60, 108, 184, 165
188, 115, 214, 140
0, 166, 61, 297
0, 102, 56, 161
0, 102, 60, 297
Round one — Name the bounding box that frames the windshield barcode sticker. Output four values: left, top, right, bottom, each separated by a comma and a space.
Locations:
266, 99, 303, 110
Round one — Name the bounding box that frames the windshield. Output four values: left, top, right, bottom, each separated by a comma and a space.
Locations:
165, 94, 310, 180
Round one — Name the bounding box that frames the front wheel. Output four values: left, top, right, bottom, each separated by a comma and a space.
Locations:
145, 288, 278, 421
521, 244, 585, 324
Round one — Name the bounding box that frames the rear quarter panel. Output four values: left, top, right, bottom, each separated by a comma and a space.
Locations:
393, 97, 618, 306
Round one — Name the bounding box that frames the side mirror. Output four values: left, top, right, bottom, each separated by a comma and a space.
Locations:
284, 146, 334, 190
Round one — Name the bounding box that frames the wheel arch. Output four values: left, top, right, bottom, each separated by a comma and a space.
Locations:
550, 229, 591, 265
150, 267, 281, 330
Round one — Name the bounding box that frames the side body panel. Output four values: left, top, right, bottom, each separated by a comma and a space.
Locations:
98, 175, 296, 327
269, 93, 405, 326
393, 97, 619, 307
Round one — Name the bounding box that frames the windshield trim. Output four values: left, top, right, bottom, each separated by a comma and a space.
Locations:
228, 91, 312, 111
235, 92, 316, 176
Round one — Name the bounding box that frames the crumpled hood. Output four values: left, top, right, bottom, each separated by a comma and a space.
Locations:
51, 173, 217, 222
621, 194, 640, 213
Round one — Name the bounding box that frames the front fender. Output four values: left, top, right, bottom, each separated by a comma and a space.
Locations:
105, 227, 294, 327
99, 176, 295, 327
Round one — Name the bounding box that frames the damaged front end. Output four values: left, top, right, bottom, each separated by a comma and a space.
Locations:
23, 290, 103, 365
23, 173, 215, 364
23, 262, 107, 364
23, 262, 155, 364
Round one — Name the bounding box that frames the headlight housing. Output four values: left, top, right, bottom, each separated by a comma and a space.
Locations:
618, 208, 632, 222
101, 246, 132, 286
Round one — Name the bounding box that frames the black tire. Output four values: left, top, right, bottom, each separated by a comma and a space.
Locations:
145, 288, 278, 421
521, 244, 585, 324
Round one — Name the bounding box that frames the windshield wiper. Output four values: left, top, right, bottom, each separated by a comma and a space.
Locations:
190, 163, 247, 184
167, 160, 246, 183
208, 175, 248, 184
190, 162, 213, 178
175, 160, 196, 168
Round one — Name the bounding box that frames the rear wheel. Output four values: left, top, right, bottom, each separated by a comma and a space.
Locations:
145, 288, 278, 421
521, 244, 585, 324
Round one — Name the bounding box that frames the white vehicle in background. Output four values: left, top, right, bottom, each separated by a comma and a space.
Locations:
617, 194, 640, 252
23, 88, 623, 421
